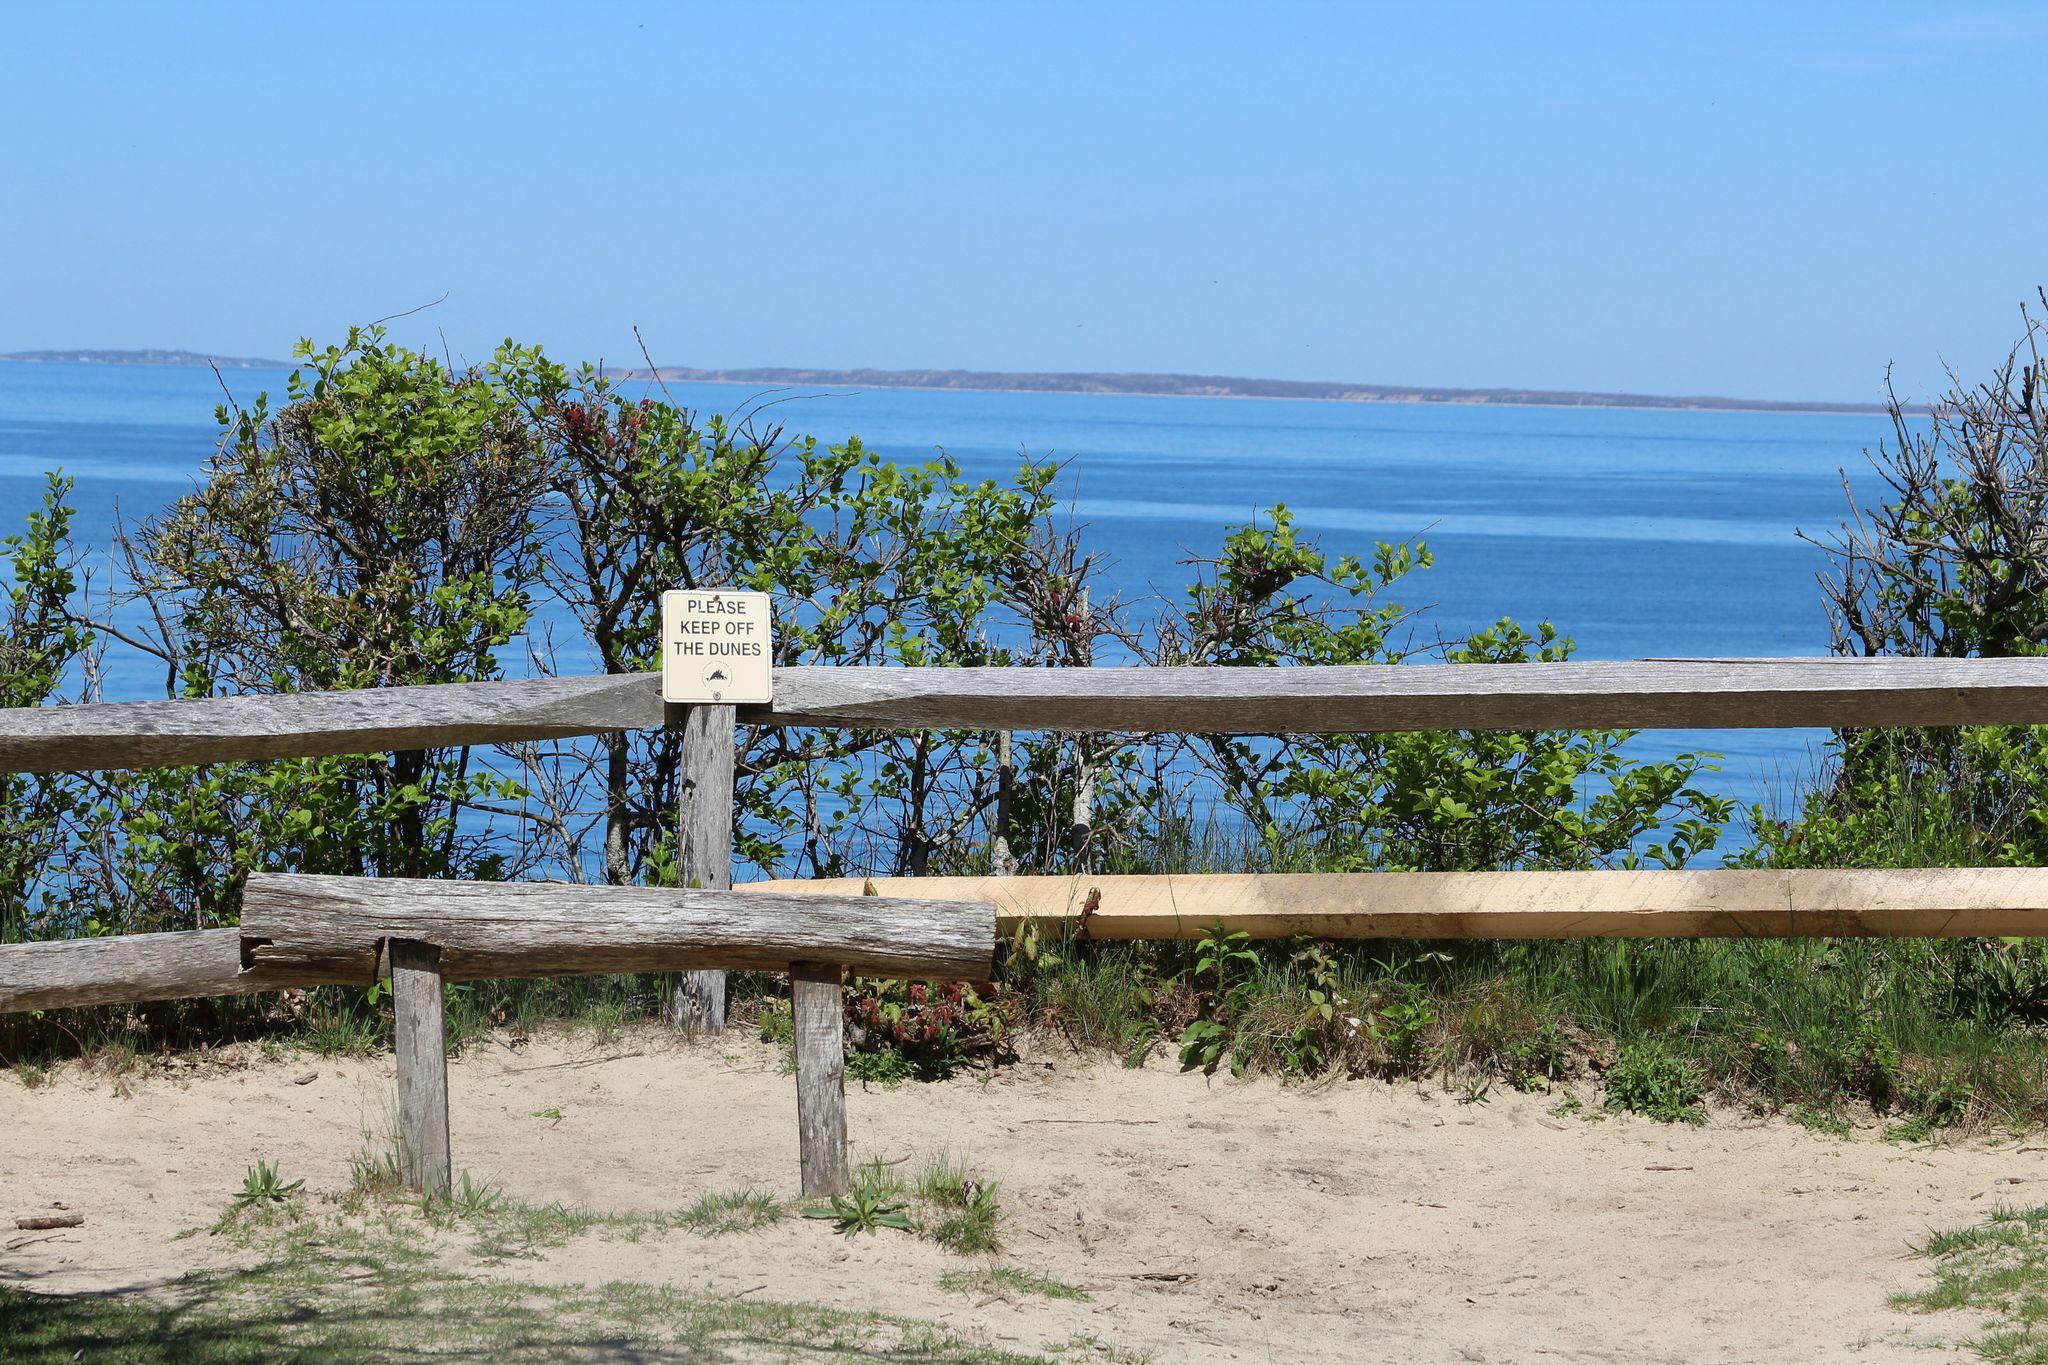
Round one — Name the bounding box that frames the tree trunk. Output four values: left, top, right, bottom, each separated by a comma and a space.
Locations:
603, 731, 631, 885
990, 730, 1018, 876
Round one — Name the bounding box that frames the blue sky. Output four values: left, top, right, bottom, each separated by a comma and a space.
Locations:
3, 3, 2044, 403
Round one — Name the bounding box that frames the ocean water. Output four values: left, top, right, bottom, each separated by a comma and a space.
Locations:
0, 361, 1894, 825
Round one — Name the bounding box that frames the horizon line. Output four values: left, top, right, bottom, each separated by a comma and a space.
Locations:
0, 348, 1900, 416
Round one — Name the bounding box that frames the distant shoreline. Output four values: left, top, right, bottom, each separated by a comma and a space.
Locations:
617, 365, 1894, 416
0, 349, 1897, 416
0, 348, 288, 370
629, 374, 1896, 420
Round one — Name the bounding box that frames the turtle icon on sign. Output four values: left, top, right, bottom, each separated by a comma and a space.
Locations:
703, 666, 729, 684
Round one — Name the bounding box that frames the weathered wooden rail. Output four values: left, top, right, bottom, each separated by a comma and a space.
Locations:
9, 657, 2048, 774
239, 875, 993, 984
0, 873, 995, 1196
9, 656, 2048, 1197
0, 877, 995, 1014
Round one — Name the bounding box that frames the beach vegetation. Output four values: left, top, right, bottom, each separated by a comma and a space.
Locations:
10, 317, 2048, 1138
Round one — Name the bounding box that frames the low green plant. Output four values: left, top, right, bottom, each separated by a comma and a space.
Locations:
1900, 1072, 1977, 1130
1022, 941, 1164, 1066
1372, 989, 1436, 1074
580, 997, 631, 1047
1267, 939, 1355, 1078
214, 1159, 306, 1233
1789, 1104, 1853, 1140
299, 989, 388, 1057
1178, 922, 1259, 1075
1501, 1021, 1572, 1089
232, 1160, 304, 1210
1884, 1113, 1936, 1143
85, 1037, 141, 1080
803, 1160, 913, 1237
472, 1201, 618, 1259
1602, 1042, 1706, 1124
846, 1047, 917, 1086
1049, 1331, 1158, 1363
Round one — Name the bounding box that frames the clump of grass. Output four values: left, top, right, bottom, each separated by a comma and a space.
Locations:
917, 1153, 1004, 1255
579, 997, 631, 1047
84, 1036, 142, 1080
675, 1188, 787, 1236
941, 1264, 1090, 1301
346, 1143, 405, 1208
469, 1200, 616, 1258
1602, 1041, 1706, 1124
299, 990, 388, 1057
1025, 945, 1168, 1067
424, 1171, 503, 1222
1895, 1203, 2048, 1361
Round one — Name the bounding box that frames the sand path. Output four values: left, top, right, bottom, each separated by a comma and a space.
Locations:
0, 1029, 2010, 1362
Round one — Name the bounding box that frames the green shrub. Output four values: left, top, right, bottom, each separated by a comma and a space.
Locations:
1603, 1042, 1706, 1124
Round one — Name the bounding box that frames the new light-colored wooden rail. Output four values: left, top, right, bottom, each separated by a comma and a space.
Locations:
739, 868, 2048, 942
9, 655, 2048, 1197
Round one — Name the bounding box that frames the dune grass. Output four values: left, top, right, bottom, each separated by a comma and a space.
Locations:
1894, 1204, 2048, 1362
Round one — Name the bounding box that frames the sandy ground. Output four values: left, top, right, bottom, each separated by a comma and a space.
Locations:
0, 1027, 2022, 1363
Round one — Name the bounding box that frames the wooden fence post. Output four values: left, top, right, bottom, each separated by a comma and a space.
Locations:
390, 938, 451, 1197
791, 960, 849, 1197
670, 702, 736, 1032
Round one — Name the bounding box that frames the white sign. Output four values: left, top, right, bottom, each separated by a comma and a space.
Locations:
661, 590, 774, 704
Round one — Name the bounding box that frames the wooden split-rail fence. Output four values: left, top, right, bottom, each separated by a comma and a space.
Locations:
7, 656, 2048, 1197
